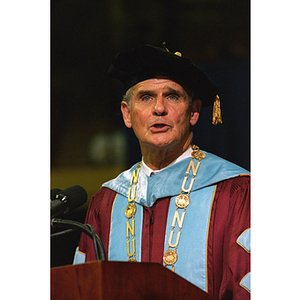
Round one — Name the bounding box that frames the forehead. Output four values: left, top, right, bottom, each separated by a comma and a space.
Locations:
131, 78, 187, 94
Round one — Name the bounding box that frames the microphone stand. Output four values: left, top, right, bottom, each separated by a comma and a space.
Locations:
51, 218, 106, 261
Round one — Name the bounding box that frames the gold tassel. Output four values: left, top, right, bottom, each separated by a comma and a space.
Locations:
212, 95, 223, 125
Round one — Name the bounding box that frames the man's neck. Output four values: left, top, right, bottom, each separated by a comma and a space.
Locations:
141, 135, 192, 170
142, 145, 192, 176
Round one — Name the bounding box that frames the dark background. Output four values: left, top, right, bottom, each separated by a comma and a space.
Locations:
51, 0, 250, 267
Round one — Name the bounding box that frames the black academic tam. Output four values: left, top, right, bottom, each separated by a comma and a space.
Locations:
108, 44, 218, 107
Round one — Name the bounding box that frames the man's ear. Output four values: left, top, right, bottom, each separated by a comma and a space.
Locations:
121, 101, 132, 128
190, 99, 202, 126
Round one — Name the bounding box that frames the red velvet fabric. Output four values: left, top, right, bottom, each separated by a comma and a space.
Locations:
141, 198, 171, 263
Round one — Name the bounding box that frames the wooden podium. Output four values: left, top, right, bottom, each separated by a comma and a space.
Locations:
51, 261, 215, 299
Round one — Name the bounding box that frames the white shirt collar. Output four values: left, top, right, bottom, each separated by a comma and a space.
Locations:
142, 145, 193, 177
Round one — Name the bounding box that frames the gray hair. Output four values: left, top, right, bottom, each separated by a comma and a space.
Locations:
122, 86, 134, 106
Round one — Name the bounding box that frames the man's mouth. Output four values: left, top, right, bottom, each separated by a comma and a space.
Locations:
150, 123, 169, 132
153, 124, 166, 128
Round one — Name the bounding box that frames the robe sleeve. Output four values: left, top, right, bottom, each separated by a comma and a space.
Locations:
226, 176, 250, 300
75, 187, 117, 262
208, 175, 250, 300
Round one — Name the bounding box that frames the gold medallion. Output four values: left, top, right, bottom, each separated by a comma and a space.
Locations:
125, 203, 136, 218
163, 249, 178, 265
175, 194, 190, 208
191, 150, 206, 160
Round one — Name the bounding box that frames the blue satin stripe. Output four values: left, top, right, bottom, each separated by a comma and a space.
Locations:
240, 272, 251, 293
73, 246, 86, 265
108, 194, 143, 262
237, 228, 251, 253
164, 185, 216, 292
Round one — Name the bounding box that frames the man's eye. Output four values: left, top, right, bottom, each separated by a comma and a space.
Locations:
167, 94, 179, 101
141, 95, 152, 101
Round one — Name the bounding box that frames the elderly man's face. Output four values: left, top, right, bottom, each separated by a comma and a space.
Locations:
121, 78, 201, 151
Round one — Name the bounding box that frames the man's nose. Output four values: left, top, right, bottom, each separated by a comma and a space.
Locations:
153, 96, 167, 116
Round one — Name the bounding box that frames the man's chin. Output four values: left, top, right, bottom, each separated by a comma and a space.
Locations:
142, 139, 179, 151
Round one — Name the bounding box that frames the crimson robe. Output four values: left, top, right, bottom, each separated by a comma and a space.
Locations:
76, 152, 250, 300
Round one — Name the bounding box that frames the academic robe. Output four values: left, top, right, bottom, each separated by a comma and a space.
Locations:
74, 151, 250, 300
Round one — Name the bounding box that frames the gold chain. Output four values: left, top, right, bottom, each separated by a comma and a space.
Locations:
125, 162, 142, 262
125, 145, 205, 267
163, 144, 205, 271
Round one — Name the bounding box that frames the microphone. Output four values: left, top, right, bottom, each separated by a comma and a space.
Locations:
51, 188, 62, 200
51, 185, 87, 218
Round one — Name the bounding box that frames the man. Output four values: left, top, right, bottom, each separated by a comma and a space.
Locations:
74, 45, 250, 300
